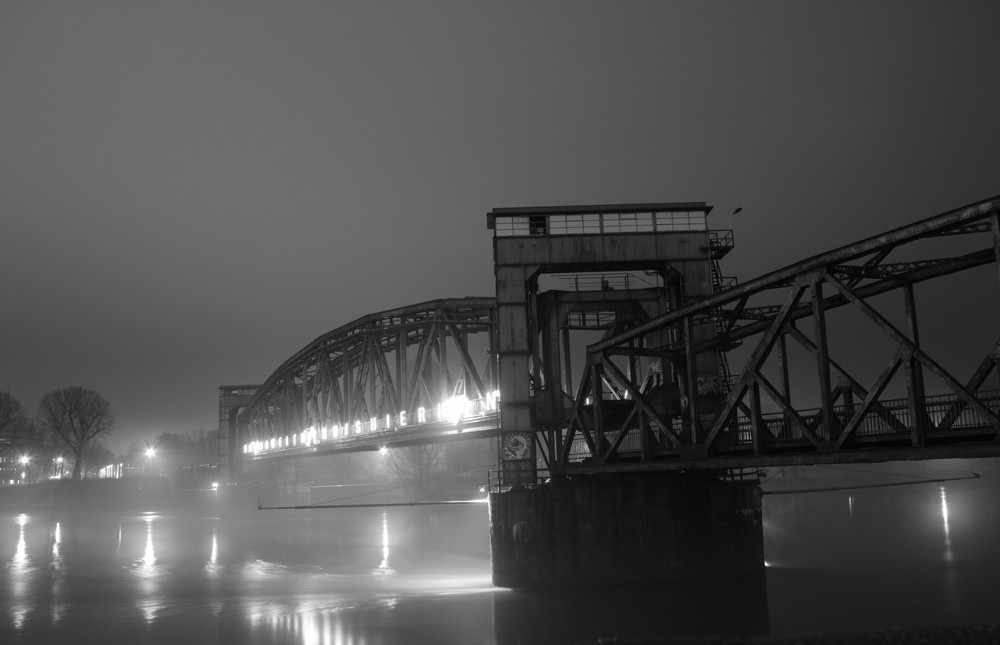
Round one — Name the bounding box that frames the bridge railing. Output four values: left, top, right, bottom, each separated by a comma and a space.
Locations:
487, 468, 552, 493
550, 195, 1000, 469
487, 464, 759, 492
559, 389, 1000, 462
714, 389, 1000, 451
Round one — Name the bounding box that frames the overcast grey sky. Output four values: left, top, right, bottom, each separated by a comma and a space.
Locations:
2, 1, 998, 453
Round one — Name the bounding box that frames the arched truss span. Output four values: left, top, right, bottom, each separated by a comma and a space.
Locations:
239, 297, 498, 458
554, 195, 1000, 471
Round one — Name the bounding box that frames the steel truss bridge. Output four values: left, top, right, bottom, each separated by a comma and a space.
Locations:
237, 298, 502, 461
232, 195, 1000, 474
564, 194, 1000, 472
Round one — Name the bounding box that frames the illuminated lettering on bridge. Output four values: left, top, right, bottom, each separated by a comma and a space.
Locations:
242, 390, 500, 457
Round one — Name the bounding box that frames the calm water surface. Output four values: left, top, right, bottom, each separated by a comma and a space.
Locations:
3, 467, 999, 644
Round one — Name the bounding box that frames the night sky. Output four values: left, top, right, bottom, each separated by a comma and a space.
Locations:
2, 1, 998, 453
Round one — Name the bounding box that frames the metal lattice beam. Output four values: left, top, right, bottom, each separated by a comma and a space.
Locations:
237, 298, 498, 458
558, 195, 1000, 471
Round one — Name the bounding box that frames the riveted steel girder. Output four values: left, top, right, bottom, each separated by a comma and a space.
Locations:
561, 195, 1000, 472
236, 298, 498, 458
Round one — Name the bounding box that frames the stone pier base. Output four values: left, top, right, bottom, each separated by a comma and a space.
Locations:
489, 470, 763, 588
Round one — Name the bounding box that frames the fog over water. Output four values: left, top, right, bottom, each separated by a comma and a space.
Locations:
3, 461, 1000, 644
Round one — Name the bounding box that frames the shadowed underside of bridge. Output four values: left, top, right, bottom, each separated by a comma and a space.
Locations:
230, 195, 1000, 477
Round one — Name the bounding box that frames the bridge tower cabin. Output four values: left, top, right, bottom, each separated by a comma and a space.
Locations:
487, 203, 763, 587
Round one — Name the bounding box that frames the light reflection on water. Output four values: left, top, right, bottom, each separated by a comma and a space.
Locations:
939, 485, 962, 621
9, 514, 30, 630
51, 521, 61, 561
374, 511, 393, 575
139, 515, 157, 572
135, 515, 164, 624
12, 513, 28, 573
50, 521, 65, 626
940, 486, 953, 564
3, 469, 1000, 643
1, 506, 512, 643
762, 467, 1000, 637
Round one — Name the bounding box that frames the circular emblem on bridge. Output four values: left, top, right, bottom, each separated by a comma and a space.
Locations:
502, 432, 531, 460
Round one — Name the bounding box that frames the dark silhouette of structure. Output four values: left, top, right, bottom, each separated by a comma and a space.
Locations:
223, 195, 1000, 586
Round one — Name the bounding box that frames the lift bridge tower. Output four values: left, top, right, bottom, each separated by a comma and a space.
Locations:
487, 203, 762, 587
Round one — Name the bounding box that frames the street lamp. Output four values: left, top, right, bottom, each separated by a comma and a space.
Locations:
18, 455, 30, 484
143, 446, 157, 477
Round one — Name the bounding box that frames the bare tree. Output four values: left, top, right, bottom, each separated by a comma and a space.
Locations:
37, 387, 114, 480
0, 391, 28, 457
385, 444, 444, 498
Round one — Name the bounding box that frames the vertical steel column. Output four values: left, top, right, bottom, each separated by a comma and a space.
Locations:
776, 332, 793, 438
438, 317, 449, 403
684, 315, 700, 444
397, 325, 407, 422
370, 325, 381, 424
750, 380, 762, 454
539, 295, 564, 426
592, 360, 605, 463
993, 213, 1000, 292
343, 349, 352, 425
668, 278, 685, 390
302, 364, 309, 431
218, 393, 230, 482
811, 277, 835, 442
904, 283, 927, 446
561, 325, 572, 398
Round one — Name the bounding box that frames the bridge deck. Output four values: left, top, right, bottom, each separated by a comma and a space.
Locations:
554, 390, 1000, 472
232, 195, 1000, 477
248, 388, 1000, 471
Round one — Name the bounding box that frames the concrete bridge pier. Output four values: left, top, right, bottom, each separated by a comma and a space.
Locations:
488, 470, 763, 588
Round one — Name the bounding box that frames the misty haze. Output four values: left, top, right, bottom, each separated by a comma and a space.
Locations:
4, 2, 1000, 644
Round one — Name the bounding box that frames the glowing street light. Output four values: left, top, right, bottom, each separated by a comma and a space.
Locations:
143, 446, 158, 477
18, 455, 31, 484
378, 445, 389, 457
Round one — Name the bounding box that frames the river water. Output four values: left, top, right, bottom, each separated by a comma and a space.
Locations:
3, 462, 999, 644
